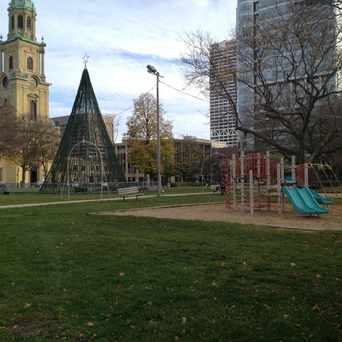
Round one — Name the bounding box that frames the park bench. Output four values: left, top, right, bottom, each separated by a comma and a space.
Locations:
117, 186, 143, 200
210, 184, 220, 193
0, 184, 10, 195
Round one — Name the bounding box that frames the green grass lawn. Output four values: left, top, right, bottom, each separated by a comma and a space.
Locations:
0, 195, 341, 341
0, 186, 212, 206
0, 192, 119, 205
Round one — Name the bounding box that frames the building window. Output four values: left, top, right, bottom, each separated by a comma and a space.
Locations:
9, 56, 13, 70
27, 17, 31, 30
1, 52, 4, 72
18, 15, 24, 30
27, 56, 33, 71
2, 77, 8, 88
30, 99, 37, 121
11, 16, 15, 31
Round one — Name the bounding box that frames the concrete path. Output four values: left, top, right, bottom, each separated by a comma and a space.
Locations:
0, 192, 215, 210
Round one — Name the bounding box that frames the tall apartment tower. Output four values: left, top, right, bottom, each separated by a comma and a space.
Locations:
0, 0, 50, 184
209, 40, 238, 147
236, 0, 337, 150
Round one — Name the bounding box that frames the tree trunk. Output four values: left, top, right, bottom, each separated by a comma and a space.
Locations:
21, 166, 26, 185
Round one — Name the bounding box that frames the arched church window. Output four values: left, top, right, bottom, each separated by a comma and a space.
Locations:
27, 56, 33, 71
27, 17, 31, 30
18, 15, 24, 30
9, 56, 13, 70
2, 77, 8, 89
11, 16, 15, 31
30, 99, 37, 121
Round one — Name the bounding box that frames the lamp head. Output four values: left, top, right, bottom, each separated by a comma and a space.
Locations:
147, 65, 157, 75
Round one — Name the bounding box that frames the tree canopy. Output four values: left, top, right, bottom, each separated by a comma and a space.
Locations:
0, 105, 59, 183
126, 93, 174, 177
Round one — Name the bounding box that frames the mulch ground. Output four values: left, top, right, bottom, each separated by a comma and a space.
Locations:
97, 203, 342, 231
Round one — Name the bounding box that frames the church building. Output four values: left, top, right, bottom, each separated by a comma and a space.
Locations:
0, 0, 50, 184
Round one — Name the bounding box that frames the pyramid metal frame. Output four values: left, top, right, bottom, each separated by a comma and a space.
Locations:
40, 68, 124, 193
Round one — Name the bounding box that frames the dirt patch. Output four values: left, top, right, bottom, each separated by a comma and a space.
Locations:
97, 203, 342, 231
6, 314, 63, 339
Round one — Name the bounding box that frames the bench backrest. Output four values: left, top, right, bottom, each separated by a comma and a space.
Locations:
118, 187, 140, 195
210, 184, 219, 190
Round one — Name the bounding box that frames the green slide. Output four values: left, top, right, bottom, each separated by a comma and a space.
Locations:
282, 186, 329, 216
305, 187, 333, 205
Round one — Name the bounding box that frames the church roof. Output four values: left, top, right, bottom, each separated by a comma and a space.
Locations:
9, 0, 35, 12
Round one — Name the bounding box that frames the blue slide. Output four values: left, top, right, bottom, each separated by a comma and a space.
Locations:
305, 187, 333, 205
282, 186, 329, 216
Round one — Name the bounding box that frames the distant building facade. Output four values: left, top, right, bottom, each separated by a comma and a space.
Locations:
174, 137, 212, 183
115, 137, 223, 184
209, 40, 238, 147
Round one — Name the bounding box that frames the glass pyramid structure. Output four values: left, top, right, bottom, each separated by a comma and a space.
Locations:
40, 68, 124, 193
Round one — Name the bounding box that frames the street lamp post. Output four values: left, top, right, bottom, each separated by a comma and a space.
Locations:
147, 65, 162, 197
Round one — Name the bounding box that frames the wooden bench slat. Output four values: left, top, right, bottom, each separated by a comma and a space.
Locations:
117, 187, 142, 200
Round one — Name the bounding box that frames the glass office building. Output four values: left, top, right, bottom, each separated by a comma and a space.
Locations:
236, 0, 338, 149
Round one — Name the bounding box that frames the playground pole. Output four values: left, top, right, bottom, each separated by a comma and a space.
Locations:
249, 169, 254, 215
227, 160, 233, 209
291, 156, 296, 183
304, 163, 309, 187
277, 163, 283, 214
241, 151, 245, 213
266, 151, 271, 211
266, 151, 271, 191
232, 154, 237, 209
280, 158, 285, 183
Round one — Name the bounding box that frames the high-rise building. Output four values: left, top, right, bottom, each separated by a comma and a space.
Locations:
0, 0, 50, 184
236, 0, 337, 150
209, 40, 238, 147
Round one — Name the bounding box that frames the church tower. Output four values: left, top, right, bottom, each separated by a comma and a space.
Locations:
0, 0, 49, 120
0, 0, 50, 185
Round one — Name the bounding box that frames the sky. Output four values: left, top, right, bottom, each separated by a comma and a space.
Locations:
0, 0, 237, 141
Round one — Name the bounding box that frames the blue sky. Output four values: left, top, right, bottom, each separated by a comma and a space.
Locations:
0, 0, 237, 141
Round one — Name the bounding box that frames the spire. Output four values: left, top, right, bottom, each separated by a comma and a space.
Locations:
70, 67, 102, 119
40, 68, 124, 193
83, 53, 90, 69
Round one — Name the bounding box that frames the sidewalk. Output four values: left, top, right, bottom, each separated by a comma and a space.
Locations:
0, 192, 214, 210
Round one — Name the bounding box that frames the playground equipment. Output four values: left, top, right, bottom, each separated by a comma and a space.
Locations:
224, 152, 334, 216
296, 163, 340, 192
282, 186, 329, 215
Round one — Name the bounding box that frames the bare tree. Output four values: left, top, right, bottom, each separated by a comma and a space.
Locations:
33, 120, 60, 178
182, 1, 342, 163
0, 104, 20, 158
4, 118, 59, 183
